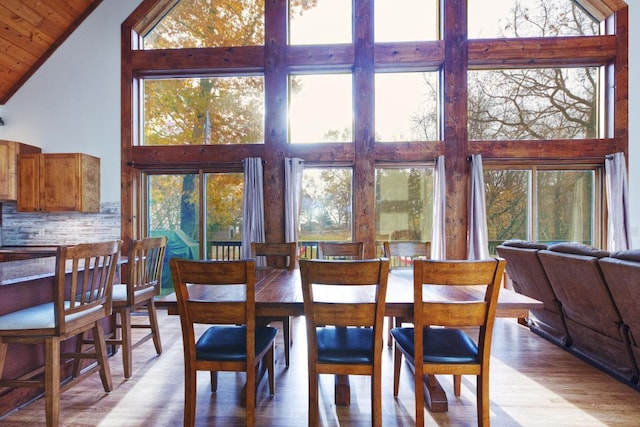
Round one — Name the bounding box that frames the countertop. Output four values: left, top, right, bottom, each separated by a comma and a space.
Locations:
0, 246, 59, 262
0, 256, 58, 285
0, 255, 127, 286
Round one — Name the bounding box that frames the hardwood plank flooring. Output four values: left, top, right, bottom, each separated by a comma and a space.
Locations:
1, 311, 640, 426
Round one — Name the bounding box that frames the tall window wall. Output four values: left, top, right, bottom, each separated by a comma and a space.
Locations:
121, 0, 627, 259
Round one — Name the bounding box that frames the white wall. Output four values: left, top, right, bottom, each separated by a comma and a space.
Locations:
0, 0, 142, 203
0, 0, 637, 247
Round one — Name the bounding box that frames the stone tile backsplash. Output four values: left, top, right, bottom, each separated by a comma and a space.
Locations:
0, 201, 121, 246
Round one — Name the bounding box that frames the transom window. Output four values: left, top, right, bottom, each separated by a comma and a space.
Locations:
142, 0, 265, 48
467, 0, 600, 39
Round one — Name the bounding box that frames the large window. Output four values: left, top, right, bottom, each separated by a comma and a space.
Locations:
484, 166, 600, 254
374, 0, 437, 42
299, 167, 353, 258
468, 67, 601, 140
147, 172, 244, 292
289, 74, 353, 144
375, 72, 439, 142
143, 77, 265, 146
123, 0, 625, 258
375, 167, 434, 244
289, 0, 352, 45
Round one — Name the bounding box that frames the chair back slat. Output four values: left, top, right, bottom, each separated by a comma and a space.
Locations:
422, 301, 488, 326
313, 303, 377, 327
128, 237, 167, 295
318, 242, 364, 260
383, 241, 430, 269
56, 241, 121, 333
251, 242, 297, 270
186, 301, 247, 325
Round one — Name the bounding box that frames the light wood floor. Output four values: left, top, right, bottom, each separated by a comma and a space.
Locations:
2, 311, 640, 426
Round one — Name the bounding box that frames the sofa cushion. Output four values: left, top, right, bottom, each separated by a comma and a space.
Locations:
610, 249, 640, 262
500, 240, 548, 250
547, 242, 609, 259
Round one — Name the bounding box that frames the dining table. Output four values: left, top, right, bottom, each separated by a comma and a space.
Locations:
155, 266, 543, 413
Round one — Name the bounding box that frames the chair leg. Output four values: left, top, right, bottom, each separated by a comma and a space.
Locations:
93, 323, 113, 392
185, 366, 197, 427
246, 360, 256, 427
372, 362, 383, 427
120, 307, 133, 379
44, 337, 60, 427
283, 317, 290, 367
267, 345, 275, 395
387, 316, 394, 347
393, 347, 402, 397
308, 370, 318, 427
414, 366, 425, 427
454, 374, 461, 396
478, 373, 490, 427
147, 301, 163, 355
210, 371, 218, 392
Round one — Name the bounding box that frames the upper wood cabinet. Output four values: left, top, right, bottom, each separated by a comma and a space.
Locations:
0, 140, 41, 201
17, 153, 100, 213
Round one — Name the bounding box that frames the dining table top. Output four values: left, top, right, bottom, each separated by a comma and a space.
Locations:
155, 266, 543, 319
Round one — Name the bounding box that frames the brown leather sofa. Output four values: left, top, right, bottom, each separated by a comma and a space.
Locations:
496, 240, 570, 347
598, 249, 640, 387
498, 240, 639, 387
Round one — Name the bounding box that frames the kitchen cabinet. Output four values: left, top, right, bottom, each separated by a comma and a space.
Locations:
17, 153, 100, 212
0, 140, 41, 201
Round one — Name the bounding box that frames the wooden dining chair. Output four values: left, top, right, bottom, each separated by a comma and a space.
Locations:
250, 241, 297, 367
0, 240, 121, 427
390, 258, 506, 427
382, 241, 430, 347
106, 236, 167, 378
169, 258, 278, 427
299, 258, 389, 427
318, 241, 364, 260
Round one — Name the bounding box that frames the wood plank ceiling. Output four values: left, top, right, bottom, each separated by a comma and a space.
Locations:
0, 0, 102, 105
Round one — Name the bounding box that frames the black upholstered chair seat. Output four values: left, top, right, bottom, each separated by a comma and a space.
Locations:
195, 325, 278, 361
391, 327, 479, 364
316, 327, 374, 364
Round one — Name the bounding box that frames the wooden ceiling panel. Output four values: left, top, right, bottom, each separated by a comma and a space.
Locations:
0, 0, 102, 104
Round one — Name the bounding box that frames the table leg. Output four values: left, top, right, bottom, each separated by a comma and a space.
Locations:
335, 375, 350, 405
240, 359, 270, 407
423, 374, 448, 412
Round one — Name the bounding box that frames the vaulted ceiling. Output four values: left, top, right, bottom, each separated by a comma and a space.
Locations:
0, 0, 628, 106
0, 0, 102, 105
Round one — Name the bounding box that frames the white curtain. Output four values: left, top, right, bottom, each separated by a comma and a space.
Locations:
241, 158, 265, 262
605, 152, 631, 251
431, 156, 446, 260
284, 157, 305, 243
467, 154, 490, 260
